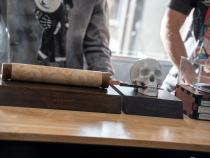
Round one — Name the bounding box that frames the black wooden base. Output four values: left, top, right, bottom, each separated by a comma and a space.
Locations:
112, 85, 183, 119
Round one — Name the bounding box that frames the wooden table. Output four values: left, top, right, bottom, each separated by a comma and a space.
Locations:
0, 106, 210, 154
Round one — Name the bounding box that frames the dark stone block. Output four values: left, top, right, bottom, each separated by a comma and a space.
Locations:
112, 85, 183, 119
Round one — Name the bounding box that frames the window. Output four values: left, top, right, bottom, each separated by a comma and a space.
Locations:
107, 0, 170, 60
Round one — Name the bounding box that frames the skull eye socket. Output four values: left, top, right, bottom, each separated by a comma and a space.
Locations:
141, 68, 150, 76
155, 70, 162, 76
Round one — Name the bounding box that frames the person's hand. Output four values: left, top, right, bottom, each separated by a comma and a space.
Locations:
180, 57, 197, 85
109, 80, 121, 86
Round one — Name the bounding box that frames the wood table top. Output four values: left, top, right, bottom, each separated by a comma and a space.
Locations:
0, 106, 209, 152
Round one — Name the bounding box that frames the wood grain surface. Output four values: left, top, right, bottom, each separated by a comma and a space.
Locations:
0, 106, 209, 152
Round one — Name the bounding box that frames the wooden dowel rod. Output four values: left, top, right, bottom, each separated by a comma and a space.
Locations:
2, 63, 111, 88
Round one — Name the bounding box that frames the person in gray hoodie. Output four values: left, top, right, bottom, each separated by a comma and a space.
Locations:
1, 0, 113, 74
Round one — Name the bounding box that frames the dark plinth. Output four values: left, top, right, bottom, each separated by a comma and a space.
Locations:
112, 85, 183, 119
0, 80, 121, 114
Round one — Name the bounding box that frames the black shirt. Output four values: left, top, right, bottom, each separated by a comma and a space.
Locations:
169, 0, 208, 39
169, 0, 197, 15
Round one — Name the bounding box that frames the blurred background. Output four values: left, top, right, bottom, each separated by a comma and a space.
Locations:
107, 0, 172, 82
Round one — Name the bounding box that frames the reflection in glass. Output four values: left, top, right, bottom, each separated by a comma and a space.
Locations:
107, 0, 170, 59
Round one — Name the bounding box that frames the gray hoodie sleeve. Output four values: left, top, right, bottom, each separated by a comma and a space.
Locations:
83, 0, 113, 74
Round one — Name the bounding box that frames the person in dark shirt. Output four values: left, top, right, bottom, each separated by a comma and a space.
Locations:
160, 0, 210, 92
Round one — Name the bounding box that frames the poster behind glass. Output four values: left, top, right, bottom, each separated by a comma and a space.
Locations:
0, 0, 72, 68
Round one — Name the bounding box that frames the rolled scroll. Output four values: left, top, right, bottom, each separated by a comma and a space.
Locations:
2, 63, 111, 88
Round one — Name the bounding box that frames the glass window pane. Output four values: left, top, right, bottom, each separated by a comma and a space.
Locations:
108, 0, 170, 60
107, 0, 129, 54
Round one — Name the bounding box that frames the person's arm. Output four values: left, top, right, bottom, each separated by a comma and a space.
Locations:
83, 0, 113, 74
160, 8, 188, 69
160, 9, 187, 68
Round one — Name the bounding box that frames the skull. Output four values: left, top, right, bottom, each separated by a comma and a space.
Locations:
130, 58, 163, 97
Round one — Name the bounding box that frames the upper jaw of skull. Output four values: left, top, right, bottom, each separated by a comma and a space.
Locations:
138, 79, 158, 97
134, 69, 162, 97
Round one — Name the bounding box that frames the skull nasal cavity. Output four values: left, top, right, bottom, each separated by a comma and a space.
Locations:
150, 75, 155, 82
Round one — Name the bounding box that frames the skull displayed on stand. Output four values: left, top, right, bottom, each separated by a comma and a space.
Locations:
130, 58, 163, 97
